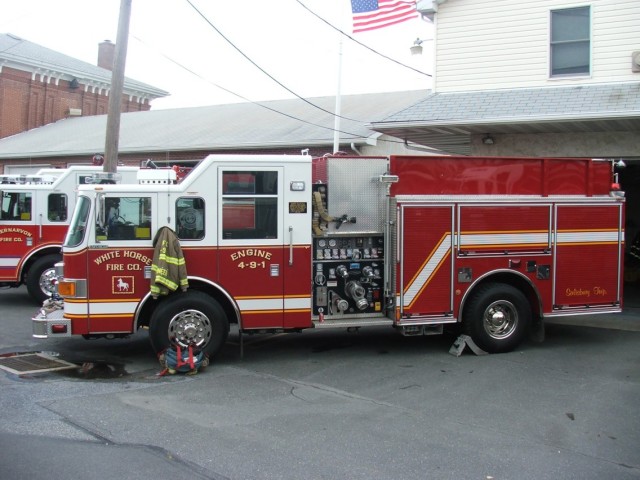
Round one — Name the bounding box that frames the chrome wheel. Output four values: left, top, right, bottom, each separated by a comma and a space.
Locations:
483, 300, 518, 339
167, 309, 212, 348
463, 282, 531, 353
39, 267, 58, 297
149, 290, 230, 358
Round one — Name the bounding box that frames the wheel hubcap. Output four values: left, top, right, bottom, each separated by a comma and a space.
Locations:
483, 300, 518, 339
167, 309, 212, 348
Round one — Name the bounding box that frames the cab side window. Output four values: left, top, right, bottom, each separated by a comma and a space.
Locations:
222, 171, 277, 240
48, 193, 67, 222
176, 197, 205, 240
1, 192, 31, 221
96, 196, 152, 241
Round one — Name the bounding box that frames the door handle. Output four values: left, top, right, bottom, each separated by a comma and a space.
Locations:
289, 225, 293, 266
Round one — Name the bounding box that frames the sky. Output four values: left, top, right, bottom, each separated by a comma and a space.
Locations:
0, 0, 434, 110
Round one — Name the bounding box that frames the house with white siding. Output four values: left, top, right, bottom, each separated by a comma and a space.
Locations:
371, 0, 640, 158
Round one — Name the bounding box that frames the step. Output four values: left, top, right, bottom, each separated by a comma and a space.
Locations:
312, 318, 393, 329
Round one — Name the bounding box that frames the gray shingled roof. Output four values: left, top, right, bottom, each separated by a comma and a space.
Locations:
370, 82, 640, 154
0, 33, 167, 97
0, 90, 430, 159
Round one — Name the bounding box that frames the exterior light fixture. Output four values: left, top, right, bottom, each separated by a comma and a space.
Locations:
482, 134, 495, 145
410, 38, 424, 55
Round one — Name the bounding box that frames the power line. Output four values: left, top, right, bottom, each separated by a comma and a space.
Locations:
131, 35, 368, 140
184, 0, 363, 123
295, 0, 432, 78
130, 37, 418, 149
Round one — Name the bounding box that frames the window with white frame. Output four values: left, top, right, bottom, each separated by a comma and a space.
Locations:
550, 6, 590, 76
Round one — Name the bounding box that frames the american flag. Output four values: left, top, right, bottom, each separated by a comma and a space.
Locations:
351, 0, 418, 33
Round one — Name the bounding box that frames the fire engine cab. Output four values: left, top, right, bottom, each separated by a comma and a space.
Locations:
0, 165, 139, 303
33, 154, 624, 354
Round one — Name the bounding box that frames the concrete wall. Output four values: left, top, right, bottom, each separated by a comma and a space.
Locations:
471, 131, 640, 157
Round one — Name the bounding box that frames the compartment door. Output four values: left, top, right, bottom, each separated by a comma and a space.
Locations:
554, 204, 623, 308
399, 204, 454, 317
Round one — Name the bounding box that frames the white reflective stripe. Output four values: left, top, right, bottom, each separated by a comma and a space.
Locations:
236, 297, 310, 312
65, 297, 311, 317
236, 298, 283, 312
460, 232, 549, 246
557, 231, 619, 243
403, 235, 451, 306
65, 301, 138, 315
64, 302, 87, 315
0, 257, 20, 267
89, 302, 139, 314
284, 297, 311, 310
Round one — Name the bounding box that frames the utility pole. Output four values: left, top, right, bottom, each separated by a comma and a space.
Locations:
103, 0, 132, 174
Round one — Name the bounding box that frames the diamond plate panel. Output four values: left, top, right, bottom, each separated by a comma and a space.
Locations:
326, 158, 389, 234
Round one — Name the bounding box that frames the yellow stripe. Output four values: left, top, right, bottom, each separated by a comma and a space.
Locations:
405, 232, 449, 288
405, 251, 450, 309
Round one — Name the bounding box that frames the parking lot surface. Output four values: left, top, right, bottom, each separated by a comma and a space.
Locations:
1, 285, 639, 479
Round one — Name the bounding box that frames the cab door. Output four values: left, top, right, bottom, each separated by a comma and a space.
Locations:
217, 163, 313, 330
86, 193, 156, 333
218, 167, 286, 329
0, 189, 36, 283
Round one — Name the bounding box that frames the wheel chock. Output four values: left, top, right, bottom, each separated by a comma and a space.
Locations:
449, 335, 488, 356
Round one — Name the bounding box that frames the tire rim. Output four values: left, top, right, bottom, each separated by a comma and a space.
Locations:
483, 300, 518, 339
39, 267, 58, 297
167, 309, 212, 348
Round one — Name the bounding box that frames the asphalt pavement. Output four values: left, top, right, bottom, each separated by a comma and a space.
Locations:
1, 285, 639, 480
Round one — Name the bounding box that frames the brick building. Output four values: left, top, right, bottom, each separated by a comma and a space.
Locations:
0, 33, 167, 139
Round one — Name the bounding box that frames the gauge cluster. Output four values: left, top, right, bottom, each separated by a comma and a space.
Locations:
312, 235, 385, 317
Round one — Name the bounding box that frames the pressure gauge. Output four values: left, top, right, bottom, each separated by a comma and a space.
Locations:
328, 239, 337, 247
318, 239, 327, 248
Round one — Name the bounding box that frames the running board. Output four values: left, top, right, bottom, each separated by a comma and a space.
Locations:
313, 318, 394, 329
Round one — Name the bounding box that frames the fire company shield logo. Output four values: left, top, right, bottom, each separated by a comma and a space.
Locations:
112, 276, 134, 294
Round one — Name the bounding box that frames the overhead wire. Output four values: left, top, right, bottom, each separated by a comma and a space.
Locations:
131, 34, 371, 141
132, 33, 425, 148
178, 1, 428, 147
184, 0, 363, 123
295, 0, 432, 78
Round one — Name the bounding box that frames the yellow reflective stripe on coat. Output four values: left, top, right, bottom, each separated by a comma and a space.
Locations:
158, 253, 186, 266
154, 276, 179, 291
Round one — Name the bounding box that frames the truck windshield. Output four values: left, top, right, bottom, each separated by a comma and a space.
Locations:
64, 196, 91, 247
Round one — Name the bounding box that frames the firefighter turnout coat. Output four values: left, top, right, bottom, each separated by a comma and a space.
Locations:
150, 226, 189, 298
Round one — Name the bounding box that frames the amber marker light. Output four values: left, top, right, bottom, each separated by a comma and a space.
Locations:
57, 280, 76, 298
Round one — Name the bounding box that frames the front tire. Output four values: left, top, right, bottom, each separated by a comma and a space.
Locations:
149, 290, 229, 358
462, 283, 531, 353
26, 253, 62, 304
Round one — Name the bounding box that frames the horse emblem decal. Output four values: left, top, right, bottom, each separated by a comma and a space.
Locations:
112, 276, 134, 294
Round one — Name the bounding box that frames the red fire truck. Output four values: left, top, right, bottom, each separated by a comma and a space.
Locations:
33, 154, 624, 354
0, 165, 139, 303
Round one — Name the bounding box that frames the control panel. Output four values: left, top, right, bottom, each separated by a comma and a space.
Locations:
312, 235, 385, 317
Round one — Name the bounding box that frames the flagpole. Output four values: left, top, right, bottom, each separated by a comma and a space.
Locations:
332, 36, 343, 154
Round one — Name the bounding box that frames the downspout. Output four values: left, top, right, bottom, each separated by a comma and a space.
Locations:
351, 142, 363, 156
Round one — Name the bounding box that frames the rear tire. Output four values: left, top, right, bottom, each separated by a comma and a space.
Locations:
149, 290, 229, 358
26, 253, 61, 304
462, 283, 531, 353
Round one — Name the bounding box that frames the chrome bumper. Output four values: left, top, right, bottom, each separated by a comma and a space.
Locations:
32, 301, 72, 338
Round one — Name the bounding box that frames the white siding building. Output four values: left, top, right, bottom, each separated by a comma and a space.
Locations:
371, 0, 640, 157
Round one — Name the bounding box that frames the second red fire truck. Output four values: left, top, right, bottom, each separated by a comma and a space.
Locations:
33, 154, 625, 355
0, 165, 139, 303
